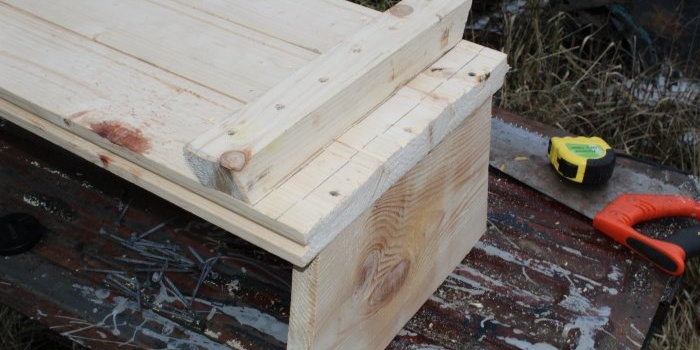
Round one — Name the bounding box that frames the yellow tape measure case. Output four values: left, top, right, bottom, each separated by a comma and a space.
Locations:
547, 136, 615, 185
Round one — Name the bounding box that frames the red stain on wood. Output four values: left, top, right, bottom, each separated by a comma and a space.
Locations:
99, 154, 111, 168
90, 121, 149, 154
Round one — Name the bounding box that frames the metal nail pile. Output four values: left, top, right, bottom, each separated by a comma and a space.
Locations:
83, 201, 226, 332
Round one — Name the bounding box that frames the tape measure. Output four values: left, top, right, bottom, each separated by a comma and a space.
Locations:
547, 136, 615, 185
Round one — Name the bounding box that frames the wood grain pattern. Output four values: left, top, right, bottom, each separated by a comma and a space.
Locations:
288, 100, 492, 349
4, 0, 317, 103
0, 98, 312, 266
185, 0, 472, 204
267, 42, 506, 249
168, 0, 378, 54
0, 0, 505, 265
0, 26, 504, 263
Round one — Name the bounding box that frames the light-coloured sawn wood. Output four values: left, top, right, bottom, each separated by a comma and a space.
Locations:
168, 0, 378, 54
256, 41, 507, 250
185, 0, 472, 204
0, 1, 505, 261
0, 4, 303, 245
288, 99, 492, 349
0, 98, 312, 266
0, 3, 342, 247
3, 0, 316, 103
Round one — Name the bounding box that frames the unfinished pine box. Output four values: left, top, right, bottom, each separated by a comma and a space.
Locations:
0, 0, 507, 348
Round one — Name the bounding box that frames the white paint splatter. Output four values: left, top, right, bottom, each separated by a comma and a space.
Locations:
561, 246, 583, 257
205, 329, 221, 339
558, 279, 611, 350
67, 284, 241, 349
405, 345, 449, 350
226, 338, 249, 350
211, 304, 288, 343
626, 335, 642, 348
607, 266, 623, 282
398, 329, 418, 336
480, 315, 495, 328
72, 284, 107, 305
476, 242, 614, 348
101, 296, 129, 336
499, 336, 559, 350
206, 306, 218, 321
630, 323, 644, 338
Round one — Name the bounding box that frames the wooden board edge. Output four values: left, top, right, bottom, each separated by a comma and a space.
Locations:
300, 56, 507, 255
287, 98, 492, 349
184, 0, 472, 203
0, 99, 315, 267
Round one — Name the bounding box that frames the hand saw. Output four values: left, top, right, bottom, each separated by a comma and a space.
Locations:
489, 108, 700, 275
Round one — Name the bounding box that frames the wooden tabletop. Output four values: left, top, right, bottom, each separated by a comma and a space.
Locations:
0, 116, 686, 349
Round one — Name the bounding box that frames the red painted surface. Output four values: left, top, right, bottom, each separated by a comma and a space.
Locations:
0, 116, 684, 349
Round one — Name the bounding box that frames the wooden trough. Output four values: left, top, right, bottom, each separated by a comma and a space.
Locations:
0, 0, 507, 348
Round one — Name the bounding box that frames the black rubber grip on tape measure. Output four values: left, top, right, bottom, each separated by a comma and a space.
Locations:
556, 157, 578, 179
581, 149, 615, 185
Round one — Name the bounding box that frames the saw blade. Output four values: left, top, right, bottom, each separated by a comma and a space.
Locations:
489, 116, 697, 219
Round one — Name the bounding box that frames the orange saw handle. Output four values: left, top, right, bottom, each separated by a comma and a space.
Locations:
592, 194, 700, 275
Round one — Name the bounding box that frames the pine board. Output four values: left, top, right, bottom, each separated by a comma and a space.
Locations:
0, 0, 506, 264
185, 0, 472, 203
289, 99, 492, 349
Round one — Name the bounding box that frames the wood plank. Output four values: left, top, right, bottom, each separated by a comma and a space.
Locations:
389, 170, 684, 349
0, 38, 506, 264
185, 0, 473, 204
4, 0, 317, 103
169, 0, 379, 53
0, 98, 312, 267
0, 0, 505, 256
259, 42, 508, 247
288, 99, 492, 349
0, 4, 308, 248
0, 3, 237, 182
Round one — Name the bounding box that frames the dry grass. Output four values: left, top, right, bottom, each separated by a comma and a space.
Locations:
350, 0, 397, 11
353, 0, 698, 174
651, 259, 700, 349
0, 306, 68, 350
463, 1, 700, 349
471, 2, 698, 175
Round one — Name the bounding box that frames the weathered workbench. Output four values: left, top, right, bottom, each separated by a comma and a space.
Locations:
0, 111, 690, 349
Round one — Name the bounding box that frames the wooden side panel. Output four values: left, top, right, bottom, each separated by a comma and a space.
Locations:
185, 0, 472, 204
268, 42, 507, 248
288, 100, 492, 349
